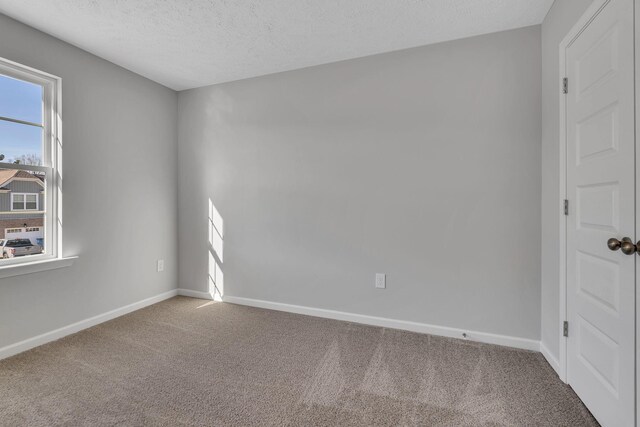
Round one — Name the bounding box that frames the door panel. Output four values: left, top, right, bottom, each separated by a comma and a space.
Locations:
576, 103, 618, 163
576, 182, 619, 231
576, 251, 620, 312
566, 0, 635, 425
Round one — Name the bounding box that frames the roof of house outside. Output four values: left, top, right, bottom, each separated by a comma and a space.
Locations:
0, 169, 44, 188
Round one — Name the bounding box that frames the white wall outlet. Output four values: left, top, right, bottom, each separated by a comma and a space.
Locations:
157, 259, 165, 272
375, 273, 386, 289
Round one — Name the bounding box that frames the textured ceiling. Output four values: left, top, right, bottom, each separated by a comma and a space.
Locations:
0, 0, 553, 91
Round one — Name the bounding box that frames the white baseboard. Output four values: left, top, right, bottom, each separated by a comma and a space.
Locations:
1, 289, 545, 361
540, 341, 561, 376
0, 289, 178, 361
177, 288, 214, 300
223, 296, 540, 352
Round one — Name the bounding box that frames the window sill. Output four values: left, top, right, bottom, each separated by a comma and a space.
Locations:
0, 256, 77, 279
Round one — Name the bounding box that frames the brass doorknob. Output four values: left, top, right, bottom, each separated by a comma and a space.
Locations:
608, 237, 637, 255
608, 238, 623, 251
621, 240, 637, 255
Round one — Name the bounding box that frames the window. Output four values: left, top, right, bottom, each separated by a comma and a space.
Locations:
0, 57, 61, 265
11, 193, 39, 211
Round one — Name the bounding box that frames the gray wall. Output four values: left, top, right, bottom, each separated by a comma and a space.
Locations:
0, 14, 178, 348
178, 26, 542, 340
540, 0, 593, 361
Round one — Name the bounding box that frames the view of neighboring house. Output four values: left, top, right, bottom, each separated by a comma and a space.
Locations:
0, 169, 44, 245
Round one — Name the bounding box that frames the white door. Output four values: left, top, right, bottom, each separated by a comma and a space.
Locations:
565, 0, 635, 425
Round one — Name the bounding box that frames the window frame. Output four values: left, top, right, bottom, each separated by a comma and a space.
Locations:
0, 57, 62, 267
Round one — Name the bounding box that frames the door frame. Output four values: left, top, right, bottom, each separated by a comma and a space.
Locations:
557, 0, 632, 385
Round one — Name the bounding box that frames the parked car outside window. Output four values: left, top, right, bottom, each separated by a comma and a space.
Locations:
0, 238, 43, 258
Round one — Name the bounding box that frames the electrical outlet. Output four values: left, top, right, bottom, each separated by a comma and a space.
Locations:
375, 273, 386, 289
157, 259, 165, 272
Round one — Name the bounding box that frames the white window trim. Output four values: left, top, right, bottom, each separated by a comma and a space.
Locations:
0, 56, 70, 270
10, 192, 39, 211
0, 256, 76, 279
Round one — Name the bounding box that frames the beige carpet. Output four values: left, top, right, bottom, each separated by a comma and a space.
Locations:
0, 296, 597, 426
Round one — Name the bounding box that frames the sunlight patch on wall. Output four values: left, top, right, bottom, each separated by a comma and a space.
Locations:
208, 198, 224, 301
209, 198, 224, 262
